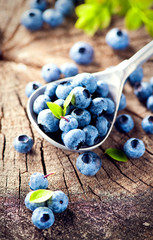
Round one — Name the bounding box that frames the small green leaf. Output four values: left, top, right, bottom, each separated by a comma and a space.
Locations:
105, 148, 128, 162
125, 8, 142, 30
30, 189, 53, 203
47, 102, 63, 119
63, 91, 74, 116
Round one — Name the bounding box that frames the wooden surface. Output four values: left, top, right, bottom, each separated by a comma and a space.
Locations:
0, 1, 153, 239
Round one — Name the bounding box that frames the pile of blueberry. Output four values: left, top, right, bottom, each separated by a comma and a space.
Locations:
21, 0, 75, 31
32, 72, 116, 150
25, 172, 69, 229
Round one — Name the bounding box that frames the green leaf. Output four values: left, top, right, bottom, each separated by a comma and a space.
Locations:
105, 148, 128, 162
129, 0, 153, 10
99, 7, 111, 29
30, 189, 53, 203
63, 91, 74, 116
47, 102, 63, 119
125, 8, 142, 30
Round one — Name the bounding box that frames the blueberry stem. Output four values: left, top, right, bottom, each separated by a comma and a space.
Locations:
60, 116, 70, 122
44, 172, 56, 178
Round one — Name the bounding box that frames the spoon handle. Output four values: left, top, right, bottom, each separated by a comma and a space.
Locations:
123, 40, 153, 79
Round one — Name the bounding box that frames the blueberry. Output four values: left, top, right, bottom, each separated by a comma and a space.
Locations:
134, 82, 152, 101
123, 138, 145, 158
59, 115, 78, 132
105, 98, 115, 114
118, 93, 126, 111
106, 28, 129, 50
41, 63, 61, 83
72, 73, 97, 94
25, 191, 46, 211
141, 115, 153, 134
69, 42, 94, 65
33, 94, 51, 114
47, 190, 68, 213
44, 82, 58, 98
32, 207, 55, 229
146, 95, 153, 112
60, 62, 78, 77
150, 77, 153, 90
89, 97, 107, 116
25, 81, 42, 98
76, 152, 102, 176
37, 109, 59, 132
54, 99, 70, 114
29, 172, 48, 190
96, 116, 109, 137
71, 109, 91, 128
96, 80, 109, 97
42, 9, 64, 27
71, 87, 91, 109
30, 0, 47, 11
63, 129, 85, 150
115, 114, 134, 133
83, 125, 98, 146
55, 0, 74, 16
56, 81, 73, 99
128, 66, 144, 86
13, 135, 34, 153
21, 9, 43, 31
61, 131, 67, 142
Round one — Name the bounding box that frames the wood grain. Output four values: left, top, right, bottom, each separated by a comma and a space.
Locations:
0, 1, 153, 239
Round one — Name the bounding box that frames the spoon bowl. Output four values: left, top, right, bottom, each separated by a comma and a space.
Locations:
27, 41, 153, 152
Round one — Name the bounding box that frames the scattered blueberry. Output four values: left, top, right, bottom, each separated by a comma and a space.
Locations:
123, 138, 145, 158
69, 42, 94, 65
33, 94, 51, 114
83, 125, 98, 146
71, 87, 91, 109
146, 95, 153, 112
141, 115, 153, 134
32, 207, 55, 229
89, 97, 107, 116
76, 152, 102, 176
95, 116, 109, 137
115, 114, 134, 133
106, 28, 129, 50
21, 9, 43, 31
25, 81, 42, 98
37, 109, 59, 132
56, 81, 73, 99
13, 134, 34, 153
44, 82, 58, 99
150, 77, 153, 90
25, 191, 46, 211
47, 190, 69, 213
55, 0, 74, 16
60, 62, 78, 77
128, 66, 144, 86
72, 73, 97, 94
43, 9, 64, 27
118, 93, 126, 111
29, 172, 48, 190
134, 82, 152, 101
41, 63, 61, 83
63, 129, 85, 150
71, 109, 91, 128
59, 115, 78, 132
30, 0, 47, 11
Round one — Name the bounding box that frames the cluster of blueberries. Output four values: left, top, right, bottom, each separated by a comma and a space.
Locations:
33, 72, 116, 150
25, 172, 69, 229
21, 0, 75, 31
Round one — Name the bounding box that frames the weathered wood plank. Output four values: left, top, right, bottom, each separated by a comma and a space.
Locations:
0, 0, 153, 239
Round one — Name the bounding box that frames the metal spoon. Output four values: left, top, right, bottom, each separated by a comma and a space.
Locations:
27, 41, 153, 152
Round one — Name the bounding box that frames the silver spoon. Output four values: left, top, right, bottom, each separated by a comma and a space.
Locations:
27, 41, 153, 152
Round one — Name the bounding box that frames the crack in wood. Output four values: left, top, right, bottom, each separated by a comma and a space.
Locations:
2, 134, 6, 169
88, 186, 101, 201
40, 140, 47, 175
18, 169, 21, 199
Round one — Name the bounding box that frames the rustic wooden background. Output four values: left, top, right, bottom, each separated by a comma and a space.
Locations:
0, 1, 153, 239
